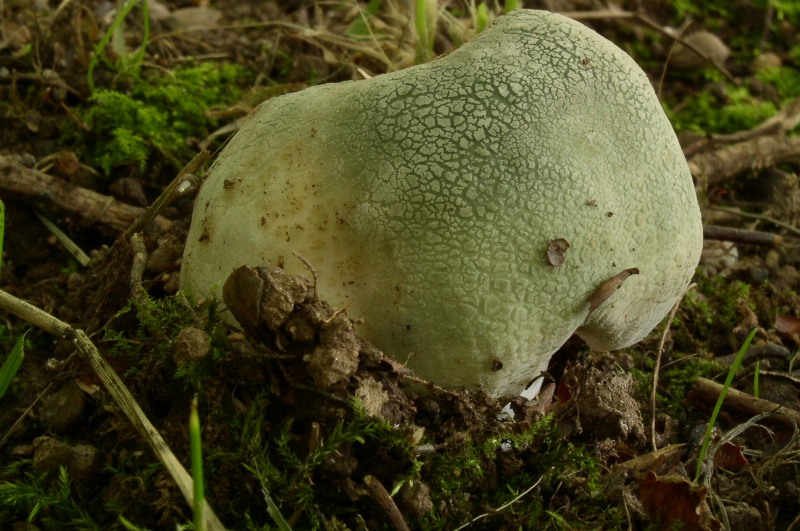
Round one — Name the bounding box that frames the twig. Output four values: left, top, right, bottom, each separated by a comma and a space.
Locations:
129, 233, 149, 308
658, 19, 693, 100
703, 224, 782, 246
708, 205, 800, 237
0, 289, 226, 531
363, 475, 410, 531
651, 284, 695, 452
688, 135, 800, 189
124, 151, 207, 237
0, 155, 171, 233
689, 377, 800, 432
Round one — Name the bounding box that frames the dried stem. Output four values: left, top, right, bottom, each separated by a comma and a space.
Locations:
0, 155, 171, 233
363, 475, 410, 531
703, 224, 782, 246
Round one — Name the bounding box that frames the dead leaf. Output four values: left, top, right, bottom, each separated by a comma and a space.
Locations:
775, 314, 800, 334
587, 268, 639, 313
639, 471, 721, 531
713, 441, 748, 469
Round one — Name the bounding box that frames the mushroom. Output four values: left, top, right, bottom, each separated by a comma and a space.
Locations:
181, 10, 703, 398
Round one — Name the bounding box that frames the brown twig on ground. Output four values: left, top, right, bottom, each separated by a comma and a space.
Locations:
363, 475, 410, 531
688, 135, 800, 189
124, 151, 207, 237
709, 206, 800, 238
703, 225, 782, 246
0, 289, 226, 531
689, 377, 800, 432
0, 155, 171, 233
130, 233, 149, 308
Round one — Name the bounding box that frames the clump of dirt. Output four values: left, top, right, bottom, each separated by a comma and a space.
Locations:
556, 357, 647, 450
221, 262, 420, 425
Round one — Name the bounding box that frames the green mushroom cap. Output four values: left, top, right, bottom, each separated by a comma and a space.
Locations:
181, 9, 703, 397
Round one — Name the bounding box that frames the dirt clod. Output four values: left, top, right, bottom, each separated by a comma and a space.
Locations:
557, 361, 646, 448
174, 326, 211, 363
398, 480, 434, 518
33, 437, 102, 483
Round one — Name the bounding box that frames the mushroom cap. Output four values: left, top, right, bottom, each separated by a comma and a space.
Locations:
181, 10, 702, 397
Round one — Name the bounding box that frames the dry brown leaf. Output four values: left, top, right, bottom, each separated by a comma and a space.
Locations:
639, 471, 721, 531
713, 441, 748, 469
775, 314, 800, 335
587, 267, 639, 313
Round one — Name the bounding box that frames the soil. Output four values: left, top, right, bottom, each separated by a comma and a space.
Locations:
1, 1, 800, 530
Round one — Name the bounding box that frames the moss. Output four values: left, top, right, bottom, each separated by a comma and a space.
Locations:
673, 274, 752, 357
0, 463, 101, 529
238, 397, 420, 529
632, 353, 725, 424
69, 63, 250, 177
757, 66, 800, 100
419, 416, 619, 529
667, 84, 777, 135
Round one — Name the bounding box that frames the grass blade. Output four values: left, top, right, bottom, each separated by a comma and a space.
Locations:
0, 330, 28, 400
190, 395, 206, 531
694, 327, 757, 482
0, 198, 4, 276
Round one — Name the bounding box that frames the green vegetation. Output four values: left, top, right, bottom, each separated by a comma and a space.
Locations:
671, 0, 733, 22
87, 0, 149, 90
694, 328, 757, 482
0, 463, 99, 529
419, 416, 612, 529
681, 275, 752, 341
0, 332, 26, 401
0, 201, 27, 403
631, 351, 726, 425
72, 63, 249, 177
667, 84, 778, 135
757, 65, 800, 99
242, 397, 420, 529
415, 0, 438, 63
4, 0, 799, 529
190, 396, 207, 531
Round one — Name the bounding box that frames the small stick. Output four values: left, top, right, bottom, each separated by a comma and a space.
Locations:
363, 475, 410, 531
703, 225, 782, 246
129, 233, 149, 307
688, 135, 800, 189
560, 10, 736, 83
689, 377, 800, 431
709, 206, 800, 238
124, 151, 208, 237
0, 155, 171, 233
